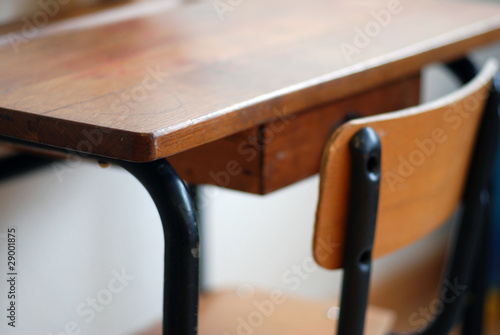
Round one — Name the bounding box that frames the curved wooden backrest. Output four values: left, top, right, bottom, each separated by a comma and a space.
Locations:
313, 59, 499, 270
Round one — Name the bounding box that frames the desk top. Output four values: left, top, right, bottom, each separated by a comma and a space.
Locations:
1, 0, 500, 161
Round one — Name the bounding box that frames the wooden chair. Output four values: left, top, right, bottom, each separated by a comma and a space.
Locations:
314, 58, 499, 335
136, 59, 499, 335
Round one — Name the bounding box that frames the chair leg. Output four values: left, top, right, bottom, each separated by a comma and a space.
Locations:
119, 159, 199, 335
461, 195, 491, 335
337, 127, 382, 335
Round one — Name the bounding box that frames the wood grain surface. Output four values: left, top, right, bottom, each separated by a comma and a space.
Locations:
0, 0, 500, 161
314, 59, 498, 270
135, 289, 395, 335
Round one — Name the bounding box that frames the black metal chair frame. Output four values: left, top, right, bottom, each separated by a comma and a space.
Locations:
337, 58, 499, 335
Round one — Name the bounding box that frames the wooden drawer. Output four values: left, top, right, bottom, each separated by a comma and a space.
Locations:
170, 73, 420, 194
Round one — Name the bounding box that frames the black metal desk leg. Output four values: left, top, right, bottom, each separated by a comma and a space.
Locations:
119, 159, 199, 335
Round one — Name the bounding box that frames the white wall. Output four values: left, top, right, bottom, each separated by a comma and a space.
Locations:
0, 164, 166, 334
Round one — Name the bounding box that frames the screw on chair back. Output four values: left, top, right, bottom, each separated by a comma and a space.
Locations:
313, 58, 499, 334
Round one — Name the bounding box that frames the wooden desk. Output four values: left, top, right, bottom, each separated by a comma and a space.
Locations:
1, 0, 500, 334
1, 0, 500, 192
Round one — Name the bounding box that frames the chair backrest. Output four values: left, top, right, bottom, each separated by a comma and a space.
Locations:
313, 59, 499, 270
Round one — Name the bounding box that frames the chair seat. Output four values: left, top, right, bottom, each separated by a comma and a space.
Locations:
136, 289, 395, 335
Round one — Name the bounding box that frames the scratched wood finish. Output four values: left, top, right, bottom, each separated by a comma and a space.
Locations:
170, 74, 420, 194
135, 290, 395, 335
0, 0, 500, 161
314, 59, 498, 270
